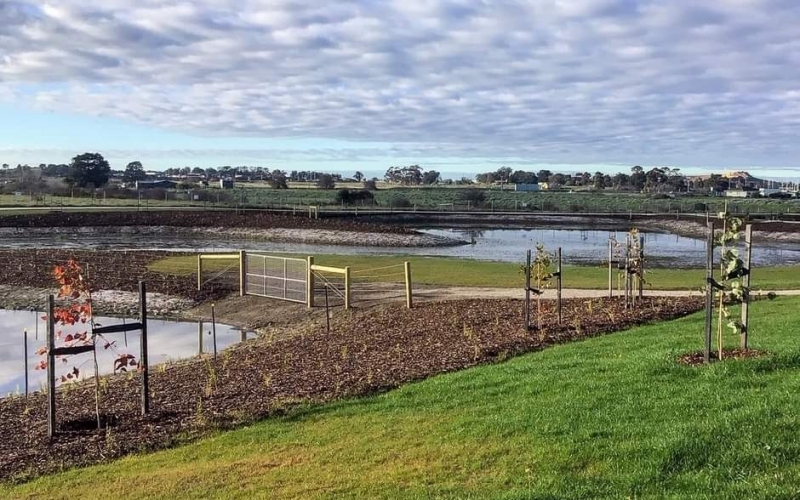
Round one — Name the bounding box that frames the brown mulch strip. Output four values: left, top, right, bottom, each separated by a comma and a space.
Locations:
678, 348, 770, 366
0, 249, 229, 303
0, 296, 702, 482
0, 210, 415, 234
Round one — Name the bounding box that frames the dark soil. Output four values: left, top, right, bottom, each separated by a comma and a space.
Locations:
678, 348, 770, 366
0, 249, 227, 303
0, 296, 702, 482
0, 210, 415, 234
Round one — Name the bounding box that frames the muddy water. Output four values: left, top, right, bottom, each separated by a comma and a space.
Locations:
0, 310, 252, 395
1, 227, 798, 268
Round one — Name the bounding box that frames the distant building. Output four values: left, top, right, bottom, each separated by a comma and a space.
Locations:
759, 188, 782, 197
136, 180, 177, 190
725, 189, 753, 198
219, 178, 234, 189
514, 183, 540, 192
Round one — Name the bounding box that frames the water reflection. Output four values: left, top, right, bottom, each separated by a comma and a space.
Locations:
0, 228, 797, 268
0, 310, 251, 395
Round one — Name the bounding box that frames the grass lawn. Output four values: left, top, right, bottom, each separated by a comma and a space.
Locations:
6, 297, 800, 499
150, 253, 800, 290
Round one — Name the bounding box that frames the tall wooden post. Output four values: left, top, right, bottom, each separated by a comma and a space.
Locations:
525, 250, 531, 330
404, 261, 413, 309
23, 328, 29, 397
306, 256, 315, 309
198, 320, 204, 355
624, 235, 631, 309
704, 223, 715, 363
556, 247, 562, 325
607, 239, 613, 298
239, 250, 246, 297
741, 224, 753, 350
47, 295, 56, 437
196, 254, 202, 291
344, 267, 351, 310
139, 282, 150, 415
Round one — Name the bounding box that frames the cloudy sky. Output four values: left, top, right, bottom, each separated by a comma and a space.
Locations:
1, 0, 799, 177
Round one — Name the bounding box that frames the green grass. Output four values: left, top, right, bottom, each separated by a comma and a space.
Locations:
2, 187, 799, 214
152, 253, 800, 290
7, 298, 800, 499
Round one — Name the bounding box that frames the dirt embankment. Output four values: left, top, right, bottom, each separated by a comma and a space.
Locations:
0, 296, 702, 482
0, 211, 467, 247
640, 217, 800, 243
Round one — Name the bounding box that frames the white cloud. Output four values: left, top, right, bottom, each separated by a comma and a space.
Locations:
1, 0, 800, 167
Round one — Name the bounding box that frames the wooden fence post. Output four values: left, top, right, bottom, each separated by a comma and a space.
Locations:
211, 303, 217, 359
704, 223, 715, 363
140, 281, 150, 415
47, 294, 56, 437
741, 224, 753, 350
638, 235, 645, 300
307, 256, 315, 309
196, 254, 202, 291
23, 328, 28, 397
239, 250, 246, 297
404, 261, 413, 309
198, 320, 204, 355
344, 267, 351, 310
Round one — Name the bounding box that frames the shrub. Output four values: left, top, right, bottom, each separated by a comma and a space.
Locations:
458, 188, 486, 207
336, 189, 375, 205
388, 195, 412, 208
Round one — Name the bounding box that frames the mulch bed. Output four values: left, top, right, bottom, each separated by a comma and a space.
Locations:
0, 249, 228, 302
678, 348, 770, 366
0, 296, 702, 482
0, 210, 415, 234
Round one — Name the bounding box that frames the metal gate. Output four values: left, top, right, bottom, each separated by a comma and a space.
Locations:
244, 254, 307, 303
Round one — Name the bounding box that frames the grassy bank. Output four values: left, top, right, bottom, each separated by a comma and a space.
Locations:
150, 253, 800, 290
6, 297, 800, 499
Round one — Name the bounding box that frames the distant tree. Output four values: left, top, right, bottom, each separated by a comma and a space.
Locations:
66, 152, 111, 188
354, 171, 364, 182
509, 170, 538, 184
630, 166, 646, 191
191, 167, 205, 175
422, 170, 441, 185
270, 170, 288, 189
317, 173, 336, 190
593, 171, 606, 189
537, 170, 553, 183
123, 161, 147, 184
363, 179, 378, 190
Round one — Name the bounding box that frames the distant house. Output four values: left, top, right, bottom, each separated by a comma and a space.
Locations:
725, 189, 753, 198
514, 183, 540, 192
219, 178, 234, 189
136, 180, 177, 190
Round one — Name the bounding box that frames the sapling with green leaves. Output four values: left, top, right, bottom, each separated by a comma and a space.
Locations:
714, 211, 749, 359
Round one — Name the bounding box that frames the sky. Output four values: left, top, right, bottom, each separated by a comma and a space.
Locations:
1, 1, 800, 179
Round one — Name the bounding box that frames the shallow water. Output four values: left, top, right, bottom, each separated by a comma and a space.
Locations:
1, 227, 797, 268
0, 310, 251, 395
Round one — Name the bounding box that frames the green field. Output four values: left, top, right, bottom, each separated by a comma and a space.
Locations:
6, 297, 800, 499
2, 187, 799, 215
152, 253, 800, 291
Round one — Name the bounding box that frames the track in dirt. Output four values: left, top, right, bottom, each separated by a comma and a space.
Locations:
0, 296, 703, 482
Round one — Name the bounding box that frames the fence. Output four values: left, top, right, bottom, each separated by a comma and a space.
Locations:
197, 251, 413, 309
245, 253, 308, 304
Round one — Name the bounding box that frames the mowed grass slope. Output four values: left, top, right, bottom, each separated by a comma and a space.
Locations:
150, 253, 800, 290
7, 298, 800, 499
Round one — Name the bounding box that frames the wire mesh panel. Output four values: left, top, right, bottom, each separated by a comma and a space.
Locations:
245, 254, 307, 303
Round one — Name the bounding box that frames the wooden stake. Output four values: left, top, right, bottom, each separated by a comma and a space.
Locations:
211, 303, 217, 360
23, 328, 28, 397
344, 266, 351, 311
47, 295, 56, 437
741, 224, 753, 349
704, 222, 714, 363
556, 247, 562, 325
607, 238, 613, 299
307, 256, 315, 309
140, 282, 150, 415
525, 250, 531, 330
404, 261, 413, 309
239, 250, 246, 297
196, 254, 202, 291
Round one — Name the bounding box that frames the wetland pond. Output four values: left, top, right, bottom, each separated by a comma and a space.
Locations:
0, 310, 251, 395
2, 227, 799, 268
